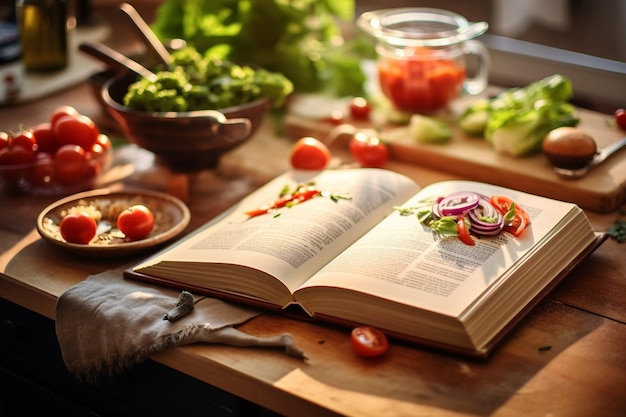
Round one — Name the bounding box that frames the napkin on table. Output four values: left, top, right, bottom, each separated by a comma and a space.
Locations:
55, 269, 305, 382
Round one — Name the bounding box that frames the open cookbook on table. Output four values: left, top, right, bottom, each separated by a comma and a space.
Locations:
125, 168, 606, 357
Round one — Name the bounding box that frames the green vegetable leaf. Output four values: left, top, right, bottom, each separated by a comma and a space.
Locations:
409, 114, 452, 144
150, 0, 366, 96
429, 216, 460, 237
504, 202, 516, 224
607, 219, 626, 243
459, 74, 580, 156
123, 46, 293, 111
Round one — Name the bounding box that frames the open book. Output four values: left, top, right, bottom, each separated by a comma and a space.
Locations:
126, 168, 605, 357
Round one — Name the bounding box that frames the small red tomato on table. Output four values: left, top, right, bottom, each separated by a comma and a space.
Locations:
615, 108, 626, 131
349, 132, 389, 168
350, 326, 389, 358
290, 137, 331, 170
117, 205, 155, 240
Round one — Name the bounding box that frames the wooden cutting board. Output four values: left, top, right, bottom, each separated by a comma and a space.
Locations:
284, 106, 626, 213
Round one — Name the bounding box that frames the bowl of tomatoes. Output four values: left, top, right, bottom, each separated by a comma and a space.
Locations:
0, 106, 113, 195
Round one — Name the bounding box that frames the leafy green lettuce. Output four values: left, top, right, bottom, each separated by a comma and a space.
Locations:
151, 0, 369, 96
459, 74, 580, 156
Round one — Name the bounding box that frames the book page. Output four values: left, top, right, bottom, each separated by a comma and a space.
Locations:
133, 169, 419, 297
296, 180, 582, 318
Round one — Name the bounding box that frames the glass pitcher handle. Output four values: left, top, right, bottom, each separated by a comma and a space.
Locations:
463, 40, 490, 95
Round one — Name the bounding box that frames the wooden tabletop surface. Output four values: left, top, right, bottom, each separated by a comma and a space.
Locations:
1, 5, 626, 416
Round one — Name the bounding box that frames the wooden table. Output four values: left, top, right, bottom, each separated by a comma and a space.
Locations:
2, 77, 626, 416
2, 5, 626, 415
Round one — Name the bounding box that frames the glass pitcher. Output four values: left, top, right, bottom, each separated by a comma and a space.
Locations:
358, 8, 489, 114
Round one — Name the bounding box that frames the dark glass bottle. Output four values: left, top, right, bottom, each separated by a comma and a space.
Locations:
16, 0, 68, 71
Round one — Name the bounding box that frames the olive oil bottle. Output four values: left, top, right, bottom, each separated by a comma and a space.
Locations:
16, 0, 68, 71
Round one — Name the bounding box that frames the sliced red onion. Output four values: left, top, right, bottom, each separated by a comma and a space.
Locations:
432, 201, 443, 219
468, 197, 504, 235
438, 192, 480, 216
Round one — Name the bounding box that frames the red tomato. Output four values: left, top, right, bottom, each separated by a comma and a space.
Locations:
53, 114, 99, 150
95, 133, 112, 150
50, 105, 80, 127
26, 152, 55, 187
349, 132, 389, 168
350, 326, 389, 358
349, 97, 372, 120
84, 157, 102, 180
54, 144, 89, 184
378, 47, 465, 113
0, 146, 33, 181
9, 129, 37, 152
456, 215, 475, 246
60, 212, 97, 244
88, 135, 112, 173
290, 137, 331, 170
490, 195, 530, 237
31, 122, 59, 154
615, 108, 626, 131
0, 132, 10, 151
117, 205, 155, 240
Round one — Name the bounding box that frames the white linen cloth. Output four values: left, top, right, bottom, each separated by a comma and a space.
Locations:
55, 269, 305, 382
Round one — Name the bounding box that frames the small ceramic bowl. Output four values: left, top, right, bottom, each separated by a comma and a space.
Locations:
101, 73, 271, 171
37, 188, 190, 258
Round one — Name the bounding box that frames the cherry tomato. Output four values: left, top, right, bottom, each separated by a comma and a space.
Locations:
350, 326, 389, 358
290, 137, 331, 170
349, 97, 372, 120
349, 132, 389, 168
50, 105, 80, 127
117, 205, 155, 240
84, 157, 102, 180
31, 122, 59, 154
53, 114, 99, 150
615, 108, 626, 131
54, 144, 89, 184
456, 215, 475, 246
490, 195, 531, 237
0, 144, 34, 182
26, 152, 55, 187
95, 133, 112, 150
60, 212, 97, 244
9, 129, 37, 152
0, 132, 10, 151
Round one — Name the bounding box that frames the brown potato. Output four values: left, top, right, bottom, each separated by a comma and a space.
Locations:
542, 127, 597, 169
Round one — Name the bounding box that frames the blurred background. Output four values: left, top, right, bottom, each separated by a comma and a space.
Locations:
357, 0, 625, 63
1, 0, 624, 111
